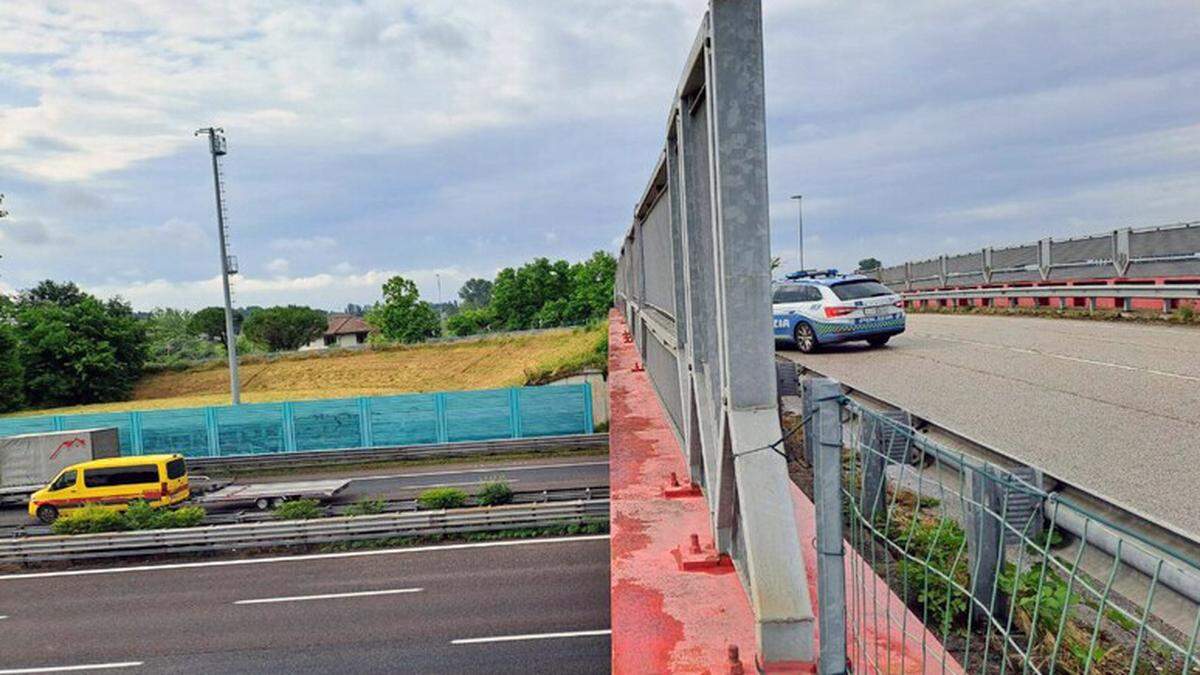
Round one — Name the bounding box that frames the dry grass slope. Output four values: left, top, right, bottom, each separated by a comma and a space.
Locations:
9, 324, 607, 417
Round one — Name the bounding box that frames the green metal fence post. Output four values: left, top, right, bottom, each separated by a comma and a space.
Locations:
582, 383, 594, 434
435, 393, 448, 443
52, 416, 64, 432
205, 407, 219, 457
129, 412, 143, 455
282, 402, 297, 453
358, 397, 373, 447
509, 388, 522, 439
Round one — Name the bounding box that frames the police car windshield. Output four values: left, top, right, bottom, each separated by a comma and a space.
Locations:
831, 280, 891, 300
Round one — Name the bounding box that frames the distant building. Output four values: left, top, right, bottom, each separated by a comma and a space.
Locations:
300, 314, 375, 351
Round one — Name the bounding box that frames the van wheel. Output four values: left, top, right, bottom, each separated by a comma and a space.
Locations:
794, 323, 817, 353
867, 335, 890, 348
36, 505, 59, 524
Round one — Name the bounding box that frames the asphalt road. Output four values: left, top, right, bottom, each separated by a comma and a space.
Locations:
0, 536, 611, 674
780, 312, 1200, 540
0, 456, 610, 528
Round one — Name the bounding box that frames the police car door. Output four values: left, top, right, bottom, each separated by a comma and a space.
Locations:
772, 284, 809, 337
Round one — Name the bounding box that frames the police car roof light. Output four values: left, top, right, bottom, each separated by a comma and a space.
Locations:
785, 268, 839, 280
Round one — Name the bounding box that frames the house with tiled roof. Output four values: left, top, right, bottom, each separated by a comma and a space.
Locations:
299, 314, 375, 351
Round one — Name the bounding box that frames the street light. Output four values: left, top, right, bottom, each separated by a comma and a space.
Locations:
790, 194, 804, 271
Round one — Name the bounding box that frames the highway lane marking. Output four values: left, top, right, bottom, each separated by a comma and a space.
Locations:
924, 333, 1200, 383
451, 629, 611, 645
349, 460, 610, 481
235, 587, 423, 605
0, 663, 142, 674
0, 535, 610, 581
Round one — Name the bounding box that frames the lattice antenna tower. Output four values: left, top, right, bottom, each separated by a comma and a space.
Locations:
195, 127, 241, 405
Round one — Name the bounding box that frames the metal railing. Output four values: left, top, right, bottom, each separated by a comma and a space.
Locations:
875, 220, 1200, 291
614, 0, 814, 663
902, 282, 1200, 313
0, 499, 608, 565
802, 376, 1200, 673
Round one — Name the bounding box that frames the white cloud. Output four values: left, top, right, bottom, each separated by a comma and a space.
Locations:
85, 265, 474, 311
0, 0, 693, 181
265, 257, 290, 274
269, 236, 338, 252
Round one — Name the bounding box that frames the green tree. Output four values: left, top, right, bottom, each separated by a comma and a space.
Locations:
457, 278, 493, 309
0, 323, 25, 412
367, 276, 441, 343
445, 306, 498, 337
188, 306, 239, 349
490, 258, 572, 330
565, 250, 616, 322
146, 308, 223, 366
858, 257, 883, 272
15, 285, 148, 406
242, 305, 328, 351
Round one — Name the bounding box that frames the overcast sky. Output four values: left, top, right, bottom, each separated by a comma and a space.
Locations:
1, 1, 1197, 310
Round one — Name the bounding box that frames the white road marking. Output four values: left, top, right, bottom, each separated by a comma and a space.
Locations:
451, 629, 611, 645
0, 535, 610, 581
0, 615, 7, 620
235, 587, 423, 605
350, 460, 609, 481
0, 663, 142, 674
924, 333, 1200, 383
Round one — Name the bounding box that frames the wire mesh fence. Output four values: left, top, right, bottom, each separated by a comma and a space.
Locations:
802, 376, 1200, 673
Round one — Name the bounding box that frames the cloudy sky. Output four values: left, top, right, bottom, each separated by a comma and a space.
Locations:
0, 1, 1197, 310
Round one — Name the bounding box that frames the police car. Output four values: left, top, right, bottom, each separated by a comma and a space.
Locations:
772, 269, 905, 353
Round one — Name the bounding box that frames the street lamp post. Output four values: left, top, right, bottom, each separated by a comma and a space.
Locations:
790, 194, 804, 271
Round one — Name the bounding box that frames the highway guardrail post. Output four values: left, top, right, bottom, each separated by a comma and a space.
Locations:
812, 378, 848, 674
966, 465, 1006, 627
858, 414, 888, 524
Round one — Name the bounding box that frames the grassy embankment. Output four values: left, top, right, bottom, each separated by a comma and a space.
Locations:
7, 323, 608, 418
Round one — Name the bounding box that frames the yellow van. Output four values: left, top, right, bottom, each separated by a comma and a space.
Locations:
29, 454, 190, 524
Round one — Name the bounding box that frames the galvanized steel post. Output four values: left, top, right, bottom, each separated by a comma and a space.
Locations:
614, 0, 815, 663
812, 378, 848, 673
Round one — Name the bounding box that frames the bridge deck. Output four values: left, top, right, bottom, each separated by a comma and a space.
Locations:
781, 312, 1200, 541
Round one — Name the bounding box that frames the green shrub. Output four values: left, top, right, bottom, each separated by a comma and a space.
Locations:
52, 506, 130, 535
50, 502, 206, 535
417, 487, 468, 510
883, 512, 971, 635
344, 498, 385, 516
476, 479, 514, 506
273, 498, 322, 520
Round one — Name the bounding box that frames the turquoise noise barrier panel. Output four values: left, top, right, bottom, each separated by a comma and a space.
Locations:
0, 384, 594, 458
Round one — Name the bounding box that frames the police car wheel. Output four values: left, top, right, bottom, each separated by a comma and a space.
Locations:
867, 335, 890, 348
794, 323, 817, 353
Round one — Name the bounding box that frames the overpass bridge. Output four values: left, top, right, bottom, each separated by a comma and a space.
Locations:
1, 1, 1198, 673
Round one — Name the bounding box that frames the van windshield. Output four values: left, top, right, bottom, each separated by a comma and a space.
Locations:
50, 469, 76, 491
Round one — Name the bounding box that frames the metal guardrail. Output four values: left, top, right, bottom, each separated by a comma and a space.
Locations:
188, 433, 608, 473
792, 369, 1200, 672
0, 499, 609, 565
902, 283, 1200, 312
875, 220, 1200, 291
614, 0, 813, 663
0, 486, 611, 538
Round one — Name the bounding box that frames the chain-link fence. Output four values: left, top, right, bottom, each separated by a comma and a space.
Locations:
802, 376, 1200, 673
